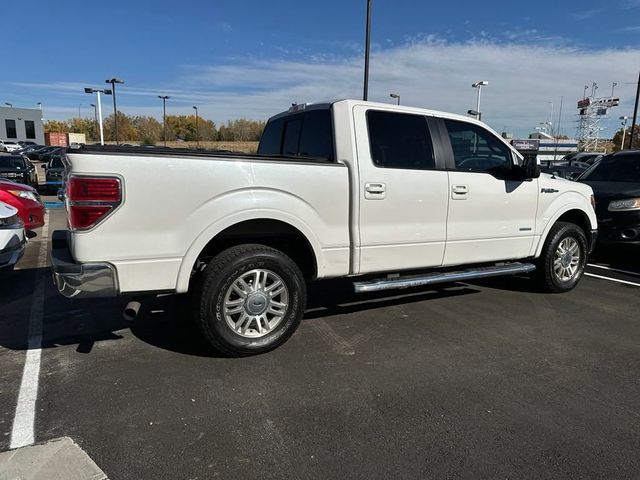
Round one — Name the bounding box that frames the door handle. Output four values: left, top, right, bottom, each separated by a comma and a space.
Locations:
364, 182, 386, 199
451, 184, 469, 199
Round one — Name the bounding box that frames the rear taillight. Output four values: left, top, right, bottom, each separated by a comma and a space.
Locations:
67, 176, 122, 231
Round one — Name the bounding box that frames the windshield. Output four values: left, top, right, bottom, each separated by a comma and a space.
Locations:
0, 156, 25, 168
580, 155, 640, 182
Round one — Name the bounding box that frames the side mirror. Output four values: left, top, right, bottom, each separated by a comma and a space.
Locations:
523, 157, 541, 179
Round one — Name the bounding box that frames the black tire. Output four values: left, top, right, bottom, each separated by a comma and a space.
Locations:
192, 244, 306, 356
534, 222, 588, 293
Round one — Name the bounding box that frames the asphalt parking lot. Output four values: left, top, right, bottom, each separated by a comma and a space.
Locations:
1, 205, 640, 479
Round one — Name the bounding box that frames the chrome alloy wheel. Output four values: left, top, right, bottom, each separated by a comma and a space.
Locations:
553, 237, 581, 282
223, 269, 289, 338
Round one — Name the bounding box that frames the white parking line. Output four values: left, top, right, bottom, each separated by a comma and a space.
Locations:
585, 272, 640, 288
587, 263, 640, 278
10, 211, 50, 449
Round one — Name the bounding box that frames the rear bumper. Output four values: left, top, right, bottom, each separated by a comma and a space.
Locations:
50, 230, 119, 298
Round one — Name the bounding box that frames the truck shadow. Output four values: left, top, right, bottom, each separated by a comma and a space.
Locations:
1, 268, 480, 358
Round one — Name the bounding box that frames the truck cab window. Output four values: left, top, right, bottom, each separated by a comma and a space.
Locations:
366, 111, 435, 170
258, 109, 334, 160
444, 119, 512, 174
282, 119, 302, 156
257, 119, 284, 156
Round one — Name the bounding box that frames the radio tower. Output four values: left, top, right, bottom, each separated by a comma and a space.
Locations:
576, 82, 619, 151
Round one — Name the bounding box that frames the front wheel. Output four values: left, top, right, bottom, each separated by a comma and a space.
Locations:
534, 222, 588, 293
192, 244, 306, 356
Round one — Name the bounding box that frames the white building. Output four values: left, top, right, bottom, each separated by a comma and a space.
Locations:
0, 106, 45, 144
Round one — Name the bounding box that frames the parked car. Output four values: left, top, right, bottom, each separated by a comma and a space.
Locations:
42, 154, 66, 193
51, 100, 596, 356
563, 152, 604, 165
26, 145, 53, 160
0, 155, 38, 187
541, 160, 591, 180
17, 141, 38, 147
38, 147, 65, 162
578, 150, 640, 245
1, 141, 21, 153
0, 179, 45, 230
0, 201, 26, 271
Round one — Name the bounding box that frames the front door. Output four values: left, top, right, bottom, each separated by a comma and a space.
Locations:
440, 118, 539, 266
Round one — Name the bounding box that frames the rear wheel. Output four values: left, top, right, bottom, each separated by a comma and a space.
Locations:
534, 222, 588, 293
192, 244, 306, 356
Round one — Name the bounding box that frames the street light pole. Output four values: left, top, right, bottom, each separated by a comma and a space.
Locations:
84, 87, 111, 145
192, 106, 199, 149
106, 78, 124, 144
629, 71, 640, 149
158, 96, 170, 147
363, 0, 372, 101
90, 104, 98, 141
620, 116, 629, 151
4, 103, 12, 108
472, 81, 488, 121
97, 92, 104, 145
390, 93, 400, 105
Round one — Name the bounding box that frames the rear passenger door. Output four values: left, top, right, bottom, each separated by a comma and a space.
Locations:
354, 106, 450, 274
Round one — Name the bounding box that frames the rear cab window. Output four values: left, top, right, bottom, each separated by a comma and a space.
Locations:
258, 109, 334, 161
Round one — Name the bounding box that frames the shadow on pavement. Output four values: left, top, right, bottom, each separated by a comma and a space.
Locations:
0, 270, 481, 358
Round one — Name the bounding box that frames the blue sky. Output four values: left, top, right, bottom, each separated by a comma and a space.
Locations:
2, 0, 639, 137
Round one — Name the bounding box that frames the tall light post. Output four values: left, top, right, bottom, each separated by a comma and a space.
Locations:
620, 116, 629, 151
629, 70, 640, 149
84, 87, 112, 145
389, 93, 400, 105
472, 81, 488, 121
90, 103, 98, 141
192, 105, 199, 149
547, 101, 554, 132
106, 78, 124, 144
158, 95, 170, 147
4, 103, 12, 108
363, 0, 372, 101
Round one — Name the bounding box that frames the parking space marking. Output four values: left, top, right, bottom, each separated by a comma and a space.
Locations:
585, 272, 640, 288
10, 211, 50, 449
587, 263, 640, 278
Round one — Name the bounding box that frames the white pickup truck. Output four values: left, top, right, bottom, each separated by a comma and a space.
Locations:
51, 100, 597, 355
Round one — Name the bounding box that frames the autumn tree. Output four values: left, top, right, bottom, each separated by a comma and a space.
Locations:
131, 116, 162, 145
103, 112, 139, 142
613, 125, 640, 151
44, 120, 68, 133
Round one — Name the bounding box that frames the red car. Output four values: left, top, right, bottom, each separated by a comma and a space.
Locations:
0, 179, 45, 230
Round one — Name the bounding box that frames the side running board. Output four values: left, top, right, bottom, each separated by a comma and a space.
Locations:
353, 262, 536, 293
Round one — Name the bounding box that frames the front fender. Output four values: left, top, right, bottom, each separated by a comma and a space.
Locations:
533, 191, 597, 257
